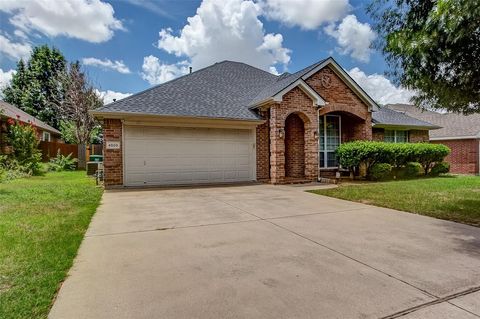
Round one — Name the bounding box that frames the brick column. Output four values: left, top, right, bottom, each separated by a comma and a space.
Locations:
304, 120, 318, 181
103, 119, 123, 187
269, 106, 285, 184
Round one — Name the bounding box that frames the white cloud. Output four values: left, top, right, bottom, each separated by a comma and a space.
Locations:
141, 55, 189, 85
325, 15, 376, 63
261, 0, 350, 30
96, 89, 132, 104
82, 57, 131, 74
0, 68, 16, 91
0, 34, 31, 61
0, 0, 123, 43
156, 0, 291, 74
348, 67, 414, 104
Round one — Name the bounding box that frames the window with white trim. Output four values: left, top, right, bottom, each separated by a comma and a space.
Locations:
42, 131, 51, 142
384, 130, 408, 143
319, 115, 341, 168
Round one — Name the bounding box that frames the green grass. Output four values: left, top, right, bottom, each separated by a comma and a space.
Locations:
0, 171, 103, 319
310, 176, 480, 226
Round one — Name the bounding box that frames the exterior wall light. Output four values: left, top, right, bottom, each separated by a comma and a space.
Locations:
313, 130, 319, 140
278, 128, 285, 139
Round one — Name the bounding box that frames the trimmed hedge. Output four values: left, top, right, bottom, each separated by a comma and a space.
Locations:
368, 163, 392, 181
336, 141, 450, 177
430, 162, 450, 176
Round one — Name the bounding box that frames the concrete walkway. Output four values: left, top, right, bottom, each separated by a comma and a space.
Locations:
49, 184, 480, 319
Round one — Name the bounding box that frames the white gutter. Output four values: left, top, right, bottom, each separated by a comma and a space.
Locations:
430, 135, 480, 141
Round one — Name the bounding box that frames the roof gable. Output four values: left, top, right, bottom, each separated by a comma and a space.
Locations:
249, 57, 379, 111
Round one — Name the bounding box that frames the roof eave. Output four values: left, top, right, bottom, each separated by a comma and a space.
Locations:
90, 110, 264, 124
372, 123, 441, 130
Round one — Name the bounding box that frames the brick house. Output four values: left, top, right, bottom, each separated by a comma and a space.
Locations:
0, 100, 62, 154
387, 104, 480, 175
92, 58, 439, 188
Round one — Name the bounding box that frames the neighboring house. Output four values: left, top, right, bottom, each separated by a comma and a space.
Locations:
0, 100, 62, 153
387, 104, 480, 175
92, 57, 438, 188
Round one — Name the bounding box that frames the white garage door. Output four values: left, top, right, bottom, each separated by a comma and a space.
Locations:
124, 126, 256, 186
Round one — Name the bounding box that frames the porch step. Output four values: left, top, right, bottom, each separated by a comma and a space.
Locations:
283, 178, 312, 185
318, 177, 338, 184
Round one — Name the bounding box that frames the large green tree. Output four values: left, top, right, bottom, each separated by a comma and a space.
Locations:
3, 45, 67, 127
368, 0, 480, 114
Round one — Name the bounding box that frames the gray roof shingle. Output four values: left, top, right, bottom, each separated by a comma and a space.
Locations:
95, 61, 278, 121
386, 104, 480, 138
0, 100, 61, 134
248, 59, 327, 106
372, 106, 440, 129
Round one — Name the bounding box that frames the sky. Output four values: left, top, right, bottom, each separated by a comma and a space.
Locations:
0, 0, 414, 105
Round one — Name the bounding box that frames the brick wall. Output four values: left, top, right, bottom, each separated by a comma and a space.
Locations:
256, 110, 270, 181
260, 65, 374, 184
308, 66, 372, 140
432, 139, 479, 175
372, 128, 384, 141
269, 88, 318, 184
103, 119, 123, 187
409, 130, 429, 142
285, 113, 305, 178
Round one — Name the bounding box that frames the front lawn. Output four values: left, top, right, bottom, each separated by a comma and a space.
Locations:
0, 171, 102, 319
310, 176, 480, 226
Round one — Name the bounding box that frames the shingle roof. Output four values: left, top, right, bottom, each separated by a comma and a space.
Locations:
95, 61, 278, 121
0, 100, 61, 134
248, 59, 328, 106
372, 106, 440, 129
94, 58, 381, 121
386, 104, 480, 138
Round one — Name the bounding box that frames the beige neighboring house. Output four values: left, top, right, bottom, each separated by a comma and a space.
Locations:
387, 104, 480, 175
0, 100, 62, 153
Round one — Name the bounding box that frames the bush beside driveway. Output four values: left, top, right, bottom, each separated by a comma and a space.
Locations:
0, 171, 102, 319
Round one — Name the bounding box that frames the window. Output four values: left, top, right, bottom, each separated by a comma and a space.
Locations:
319, 115, 341, 168
42, 131, 51, 142
384, 130, 409, 143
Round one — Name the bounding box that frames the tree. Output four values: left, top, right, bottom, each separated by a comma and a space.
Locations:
368, 0, 480, 114
2, 45, 67, 127
53, 62, 102, 145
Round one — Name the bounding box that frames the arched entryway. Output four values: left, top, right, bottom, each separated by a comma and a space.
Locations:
284, 113, 305, 179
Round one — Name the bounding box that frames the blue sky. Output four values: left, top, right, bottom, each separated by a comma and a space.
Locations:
0, 0, 412, 104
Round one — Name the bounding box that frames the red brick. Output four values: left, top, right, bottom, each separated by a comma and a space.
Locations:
103, 119, 123, 187
432, 139, 479, 175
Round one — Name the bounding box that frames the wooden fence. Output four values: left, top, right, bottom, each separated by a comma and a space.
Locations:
38, 141, 78, 162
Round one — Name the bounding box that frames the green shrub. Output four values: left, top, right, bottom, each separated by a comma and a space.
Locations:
336, 141, 450, 178
6, 120, 42, 175
404, 162, 423, 178
49, 152, 78, 171
417, 144, 450, 175
368, 163, 392, 181
0, 156, 33, 182
430, 162, 450, 176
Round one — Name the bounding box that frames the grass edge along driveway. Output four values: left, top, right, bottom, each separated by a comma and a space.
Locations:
310, 176, 480, 227
0, 171, 102, 319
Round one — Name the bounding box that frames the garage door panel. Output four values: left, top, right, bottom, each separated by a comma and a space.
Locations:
124, 126, 255, 186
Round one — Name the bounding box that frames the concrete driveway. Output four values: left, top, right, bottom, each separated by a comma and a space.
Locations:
50, 184, 480, 319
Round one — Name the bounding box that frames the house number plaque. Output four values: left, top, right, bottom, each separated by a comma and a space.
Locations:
106, 141, 121, 149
